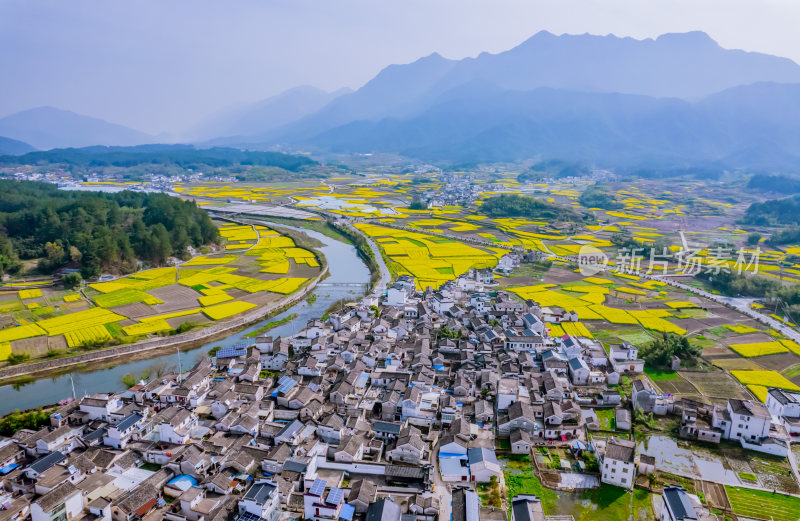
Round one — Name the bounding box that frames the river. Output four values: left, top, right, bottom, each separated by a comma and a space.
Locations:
0, 222, 371, 415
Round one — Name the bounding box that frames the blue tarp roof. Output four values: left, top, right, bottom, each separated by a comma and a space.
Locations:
166, 475, 198, 491
339, 504, 355, 521
0, 463, 19, 475
439, 452, 468, 460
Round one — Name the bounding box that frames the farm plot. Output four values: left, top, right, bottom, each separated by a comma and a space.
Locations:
355, 223, 501, 289
728, 341, 789, 357
711, 358, 764, 371
748, 453, 799, 493
725, 486, 800, 521
9, 336, 50, 358
93, 288, 163, 308
64, 325, 113, 348
148, 284, 204, 313
700, 481, 730, 511
731, 370, 800, 402
680, 370, 752, 402
749, 352, 800, 372
649, 375, 699, 398
0, 221, 320, 360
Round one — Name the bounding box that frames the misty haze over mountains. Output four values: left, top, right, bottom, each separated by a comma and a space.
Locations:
4, 31, 800, 170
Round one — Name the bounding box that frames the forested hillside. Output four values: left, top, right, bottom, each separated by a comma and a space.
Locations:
479, 194, 586, 221
0, 181, 218, 278
0, 144, 317, 171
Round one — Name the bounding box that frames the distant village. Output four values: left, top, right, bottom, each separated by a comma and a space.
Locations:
0, 171, 231, 191
0, 251, 797, 521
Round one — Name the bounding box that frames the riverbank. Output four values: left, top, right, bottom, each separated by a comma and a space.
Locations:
0, 265, 328, 382
0, 220, 371, 415
0, 215, 333, 382
236, 211, 384, 293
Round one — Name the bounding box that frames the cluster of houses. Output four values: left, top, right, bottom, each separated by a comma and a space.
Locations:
0, 272, 777, 521
423, 174, 479, 209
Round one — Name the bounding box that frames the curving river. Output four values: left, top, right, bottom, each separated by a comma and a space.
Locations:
0, 222, 371, 416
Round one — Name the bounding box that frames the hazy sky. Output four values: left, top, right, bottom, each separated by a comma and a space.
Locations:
2, 0, 799, 135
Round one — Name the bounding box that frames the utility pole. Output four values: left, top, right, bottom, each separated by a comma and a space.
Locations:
177, 346, 182, 382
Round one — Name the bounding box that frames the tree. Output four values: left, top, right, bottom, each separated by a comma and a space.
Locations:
0, 408, 52, 436
6, 353, 30, 365
408, 195, 427, 210
582, 450, 599, 472
149, 360, 171, 378
480, 194, 587, 222
746, 233, 762, 246
0, 180, 219, 277
121, 374, 138, 388
698, 269, 777, 298
579, 186, 623, 209
68, 245, 82, 263
62, 272, 82, 290
640, 332, 702, 367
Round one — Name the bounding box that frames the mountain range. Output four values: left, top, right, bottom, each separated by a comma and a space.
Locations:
5, 31, 800, 169
0, 107, 153, 150
233, 31, 800, 169
189, 86, 351, 143
0, 136, 35, 155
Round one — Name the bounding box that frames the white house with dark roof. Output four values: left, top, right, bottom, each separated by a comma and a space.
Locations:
567, 357, 590, 385
600, 439, 636, 489
467, 447, 501, 482
79, 394, 123, 422
725, 399, 770, 442
609, 343, 644, 374
31, 482, 82, 521
766, 387, 800, 436
238, 480, 280, 521
511, 495, 545, 521
103, 412, 144, 449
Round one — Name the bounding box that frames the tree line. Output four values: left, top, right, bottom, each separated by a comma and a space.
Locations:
0, 180, 219, 278
479, 194, 588, 222
0, 144, 317, 171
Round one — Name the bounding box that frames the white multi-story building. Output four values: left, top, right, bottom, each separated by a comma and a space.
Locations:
238, 481, 280, 521
79, 394, 123, 422
724, 399, 770, 442
600, 439, 636, 489
766, 387, 800, 419
31, 482, 82, 521
158, 409, 197, 445
303, 479, 344, 521
103, 412, 143, 449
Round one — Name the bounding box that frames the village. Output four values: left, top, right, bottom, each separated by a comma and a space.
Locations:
1, 250, 799, 521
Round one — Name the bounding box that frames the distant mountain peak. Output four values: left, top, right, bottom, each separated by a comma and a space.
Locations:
403, 51, 453, 67
0, 106, 151, 150
527, 29, 557, 40
656, 30, 719, 47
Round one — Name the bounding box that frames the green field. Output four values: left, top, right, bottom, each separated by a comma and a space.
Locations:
595, 328, 654, 346
596, 408, 616, 430
574, 486, 653, 521
505, 471, 557, 513
644, 367, 679, 381
726, 486, 800, 521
